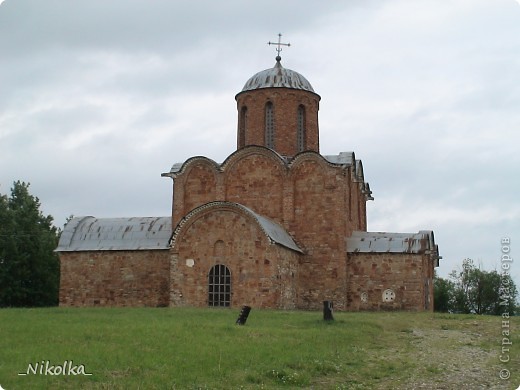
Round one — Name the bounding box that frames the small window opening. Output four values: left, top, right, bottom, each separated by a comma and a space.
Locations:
208, 264, 231, 307
238, 106, 247, 148
297, 105, 306, 152
265, 102, 275, 149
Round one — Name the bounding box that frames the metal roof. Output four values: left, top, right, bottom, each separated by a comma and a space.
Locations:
239, 204, 303, 253
323, 152, 373, 200
169, 162, 184, 174
323, 151, 355, 166
239, 59, 316, 94
346, 231, 437, 254
56, 216, 172, 252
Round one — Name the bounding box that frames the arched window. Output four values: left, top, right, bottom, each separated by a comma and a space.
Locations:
265, 102, 275, 149
238, 106, 247, 148
208, 264, 231, 307
297, 105, 306, 152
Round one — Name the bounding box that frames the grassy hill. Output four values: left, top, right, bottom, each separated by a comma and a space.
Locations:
0, 307, 517, 389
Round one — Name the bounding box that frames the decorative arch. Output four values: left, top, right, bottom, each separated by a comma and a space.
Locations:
289, 150, 335, 172
182, 159, 219, 213
291, 157, 328, 195
222, 148, 286, 221
169, 156, 220, 178
169, 201, 302, 309
169, 201, 302, 253
221, 145, 287, 173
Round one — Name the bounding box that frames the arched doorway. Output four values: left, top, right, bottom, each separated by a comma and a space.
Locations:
208, 264, 231, 307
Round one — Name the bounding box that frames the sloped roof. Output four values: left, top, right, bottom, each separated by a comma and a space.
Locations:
56, 216, 172, 252
239, 204, 303, 253
347, 231, 438, 255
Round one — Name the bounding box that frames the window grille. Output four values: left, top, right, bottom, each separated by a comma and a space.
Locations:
265, 102, 275, 149
208, 264, 231, 307
297, 105, 306, 152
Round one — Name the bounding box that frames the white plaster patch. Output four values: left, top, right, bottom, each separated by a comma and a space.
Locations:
382, 289, 396, 302
360, 292, 368, 303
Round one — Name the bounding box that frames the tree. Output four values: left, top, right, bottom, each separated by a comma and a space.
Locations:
438, 258, 518, 315
497, 272, 518, 316
0, 181, 60, 307
433, 271, 454, 312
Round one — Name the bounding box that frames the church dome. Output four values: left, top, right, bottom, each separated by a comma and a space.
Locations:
240, 56, 315, 93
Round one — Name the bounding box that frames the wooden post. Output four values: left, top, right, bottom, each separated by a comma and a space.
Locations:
323, 300, 334, 321
236, 305, 252, 325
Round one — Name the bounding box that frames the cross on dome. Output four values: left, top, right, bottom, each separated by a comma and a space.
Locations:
268, 33, 290, 61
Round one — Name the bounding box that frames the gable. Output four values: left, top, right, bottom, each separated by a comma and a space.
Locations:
171, 201, 303, 254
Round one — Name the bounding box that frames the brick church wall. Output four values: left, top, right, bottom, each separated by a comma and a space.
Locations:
290, 156, 353, 310
172, 157, 220, 227
168, 148, 370, 311
183, 162, 218, 214
236, 88, 320, 156
224, 151, 285, 224
347, 253, 434, 311
57, 58, 438, 312
59, 250, 170, 307
170, 206, 299, 309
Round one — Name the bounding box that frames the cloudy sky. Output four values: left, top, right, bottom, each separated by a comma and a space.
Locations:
1, 0, 519, 283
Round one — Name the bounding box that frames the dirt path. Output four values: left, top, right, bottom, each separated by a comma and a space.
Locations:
397, 324, 513, 390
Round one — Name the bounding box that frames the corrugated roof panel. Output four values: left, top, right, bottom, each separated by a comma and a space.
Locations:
56, 216, 172, 252
239, 205, 303, 253
347, 231, 435, 254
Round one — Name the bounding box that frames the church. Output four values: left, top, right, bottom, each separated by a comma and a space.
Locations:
56, 42, 441, 311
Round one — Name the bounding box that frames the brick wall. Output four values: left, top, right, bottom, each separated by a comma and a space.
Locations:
347, 253, 435, 311
169, 147, 370, 310
224, 151, 285, 224
236, 88, 320, 157
172, 148, 367, 233
290, 156, 349, 309
183, 162, 217, 213
170, 205, 299, 309
59, 250, 170, 307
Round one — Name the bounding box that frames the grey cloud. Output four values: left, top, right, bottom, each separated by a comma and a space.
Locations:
1, 0, 519, 284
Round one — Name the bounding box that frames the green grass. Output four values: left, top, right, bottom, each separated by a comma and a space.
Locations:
0, 308, 518, 389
